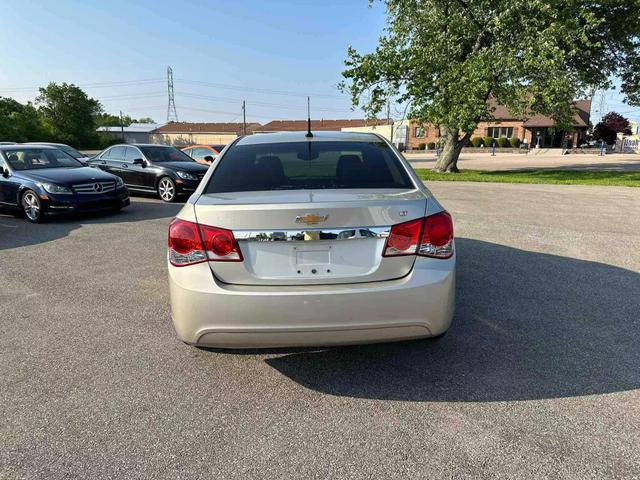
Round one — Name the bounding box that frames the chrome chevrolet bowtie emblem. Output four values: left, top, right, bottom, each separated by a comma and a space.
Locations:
94, 183, 103, 192
295, 213, 329, 225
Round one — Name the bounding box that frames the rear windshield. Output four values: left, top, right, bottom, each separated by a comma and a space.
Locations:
204, 141, 414, 193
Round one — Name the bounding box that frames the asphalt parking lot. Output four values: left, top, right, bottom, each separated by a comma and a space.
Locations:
1, 183, 639, 479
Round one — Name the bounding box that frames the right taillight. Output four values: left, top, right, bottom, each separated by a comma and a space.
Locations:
418, 211, 454, 258
382, 211, 454, 259
168, 218, 242, 266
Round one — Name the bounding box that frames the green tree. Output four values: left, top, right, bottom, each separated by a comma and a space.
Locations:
0, 97, 48, 142
342, 0, 640, 172
95, 113, 156, 127
36, 83, 103, 147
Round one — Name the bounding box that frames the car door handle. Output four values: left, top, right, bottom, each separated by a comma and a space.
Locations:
121, 164, 128, 168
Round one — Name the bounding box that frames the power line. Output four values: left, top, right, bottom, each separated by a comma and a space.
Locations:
176, 91, 355, 113
176, 78, 347, 100
0, 78, 165, 93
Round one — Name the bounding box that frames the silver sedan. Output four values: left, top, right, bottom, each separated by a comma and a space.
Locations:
168, 131, 455, 348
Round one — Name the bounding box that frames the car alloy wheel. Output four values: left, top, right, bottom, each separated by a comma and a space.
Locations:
158, 177, 177, 202
22, 190, 42, 222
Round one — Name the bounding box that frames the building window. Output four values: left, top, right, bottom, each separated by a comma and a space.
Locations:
487, 126, 514, 138
414, 127, 426, 138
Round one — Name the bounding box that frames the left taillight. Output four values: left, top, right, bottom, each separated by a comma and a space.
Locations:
168, 218, 242, 266
382, 211, 454, 259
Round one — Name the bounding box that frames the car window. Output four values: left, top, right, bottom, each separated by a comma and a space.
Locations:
182, 148, 192, 157
4, 148, 83, 170
108, 146, 126, 161
124, 146, 141, 162
211, 145, 226, 153
192, 147, 213, 160
204, 141, 414, 193
138, 146, 194, 163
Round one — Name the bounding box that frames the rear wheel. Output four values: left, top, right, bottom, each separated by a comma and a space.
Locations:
21, 190, 42, 223
158, 177, 177, 202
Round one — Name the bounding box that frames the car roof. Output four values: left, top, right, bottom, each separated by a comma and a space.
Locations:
235, 130, 384, 146
106, 144, 174, 149
0, 144, 58, 151
24, 142, 65, 146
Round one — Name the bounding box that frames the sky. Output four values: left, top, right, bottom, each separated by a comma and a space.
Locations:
0, 0, 638, 129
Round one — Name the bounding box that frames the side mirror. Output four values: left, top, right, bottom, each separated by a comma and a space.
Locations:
1, 166, 9, 178
132, 158, 145, 166
203, 155, 216, 163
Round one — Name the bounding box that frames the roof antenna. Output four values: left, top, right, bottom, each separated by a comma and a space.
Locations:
306, 96, 313, 138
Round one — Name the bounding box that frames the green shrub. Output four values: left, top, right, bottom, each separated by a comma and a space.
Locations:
510, 137, 521, 148
427, 142, 436, 150
483, 136, 495, 148
471, 137, 484, 147
417, 142, 426, 150
497, 137, 511, 148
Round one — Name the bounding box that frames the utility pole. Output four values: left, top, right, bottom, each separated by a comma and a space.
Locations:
119, 110, 125, 142
386, 99, 394, 145
166, 66, 178, 123
242, 100, 246, 135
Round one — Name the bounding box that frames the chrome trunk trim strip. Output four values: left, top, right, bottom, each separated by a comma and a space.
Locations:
233, 226, 391, 242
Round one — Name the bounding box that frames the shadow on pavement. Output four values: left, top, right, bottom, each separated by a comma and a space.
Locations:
0, 199, 182, 250
265, 238, 640, 402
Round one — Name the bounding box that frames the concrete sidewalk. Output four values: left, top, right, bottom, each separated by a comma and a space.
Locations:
405, 151, 640, 171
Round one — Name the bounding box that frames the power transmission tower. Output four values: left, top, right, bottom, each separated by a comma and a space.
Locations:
166, 66, 178, 123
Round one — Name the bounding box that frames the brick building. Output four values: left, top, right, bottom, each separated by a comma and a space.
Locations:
408, 100, 591, 149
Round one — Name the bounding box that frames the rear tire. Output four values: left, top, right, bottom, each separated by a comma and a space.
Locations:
21, 190, 43, 223
158, 177, 177, 202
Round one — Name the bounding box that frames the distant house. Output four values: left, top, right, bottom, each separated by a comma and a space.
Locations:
150, 122, 261, 146
408, 100, 592, 149
96, 123, 162, 144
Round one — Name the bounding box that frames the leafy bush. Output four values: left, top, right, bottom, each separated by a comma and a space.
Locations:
483, 136, 495, 148
471, 137, 484, 147
427, 142, 436, 150
509, 137, 521, 148
497, 137, 511, 148
417, 142, 426, 150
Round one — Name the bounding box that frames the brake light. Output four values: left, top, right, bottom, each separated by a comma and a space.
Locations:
418, 211, 454, 258
199, 224, 243, 262
168, 219, 242, 266
382, 218, 422, 257
382, 212, 454, 259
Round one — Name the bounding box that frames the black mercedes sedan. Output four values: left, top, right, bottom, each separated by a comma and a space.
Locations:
88, 144, 209, 202
0, 145, 130, 223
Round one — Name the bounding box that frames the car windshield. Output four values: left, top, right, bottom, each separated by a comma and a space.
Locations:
204, 140, 414, 193
4, 148, 83, 170
139, 146, 194, 163
58, 145, 84, 159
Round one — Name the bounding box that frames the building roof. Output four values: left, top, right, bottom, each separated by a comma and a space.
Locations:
485, 99, 591, 128
255, 119, 389, 132
238, 130, 383, 145
151, 122, 261, 135
96, 123, 162, 133
521, 99, 591, 128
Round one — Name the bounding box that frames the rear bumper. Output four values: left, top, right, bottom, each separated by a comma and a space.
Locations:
168, 255, 455, 348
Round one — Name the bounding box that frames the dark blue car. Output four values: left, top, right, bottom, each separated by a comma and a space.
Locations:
0, 145, 130, 222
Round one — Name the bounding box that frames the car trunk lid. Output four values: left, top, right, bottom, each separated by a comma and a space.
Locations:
194, 189, 427, 285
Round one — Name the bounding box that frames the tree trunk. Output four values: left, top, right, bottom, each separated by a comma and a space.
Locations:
434, 126, 467, 173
